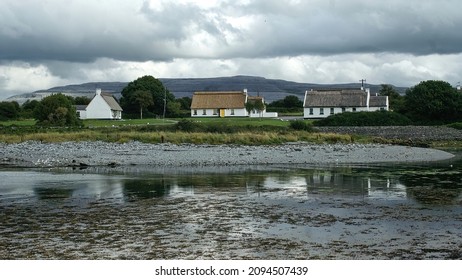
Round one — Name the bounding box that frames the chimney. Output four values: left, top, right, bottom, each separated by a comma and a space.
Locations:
96, 88, 101, 95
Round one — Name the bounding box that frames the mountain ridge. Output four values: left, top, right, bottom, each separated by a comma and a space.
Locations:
6, 75, 408, 104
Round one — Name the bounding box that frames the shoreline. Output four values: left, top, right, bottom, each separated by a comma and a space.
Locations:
0, 141, 455, 168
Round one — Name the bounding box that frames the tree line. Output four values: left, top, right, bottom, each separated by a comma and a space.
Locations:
1, 77, 461, 126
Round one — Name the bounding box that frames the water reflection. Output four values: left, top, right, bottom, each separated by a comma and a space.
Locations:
1, 159, 462, 205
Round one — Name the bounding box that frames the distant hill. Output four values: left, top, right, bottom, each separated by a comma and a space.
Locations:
6, 75, 408, 104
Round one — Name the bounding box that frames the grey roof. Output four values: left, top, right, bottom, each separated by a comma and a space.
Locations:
369, 96, 388, 107
304, 89, 368, 108
101, 93, 123, 111
75, 105, 87, 111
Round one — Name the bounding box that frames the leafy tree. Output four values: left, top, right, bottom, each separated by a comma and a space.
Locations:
379, 84, 405, 112
0, 101, 20, 121
21, 100, 40, 119
281, 95, 303, 108
176, 97, 192, 110
131, 90, 154, 119
120, 75, 175, 117
34, 93, 82, 126
166, 101, 182, 117
245, 99, 265, 119
74, 96, 92, 105
245, 102, 255, 115
404, 80, 461, 123
267, 95, 303, 112
254, 99, 265, 117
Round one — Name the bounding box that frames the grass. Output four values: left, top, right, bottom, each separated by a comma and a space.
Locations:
0, 117, 298, 128
83, 118, 177, 127
0, 130, 356, 145
0, 117, 437, 146
0, 119, 37, 126
186, 117, 294, 127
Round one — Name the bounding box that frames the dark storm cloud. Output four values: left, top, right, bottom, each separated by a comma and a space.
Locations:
1, 0, 461, 64
0, 0, 169, 62
234, 0, 462, 57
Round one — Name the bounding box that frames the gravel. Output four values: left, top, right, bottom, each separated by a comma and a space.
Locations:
0, 140, 454, 168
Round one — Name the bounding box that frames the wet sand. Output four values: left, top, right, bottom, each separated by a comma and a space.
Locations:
1, 179, 461, 260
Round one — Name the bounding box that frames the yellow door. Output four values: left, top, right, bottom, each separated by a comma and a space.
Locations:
220, 109, 225, 118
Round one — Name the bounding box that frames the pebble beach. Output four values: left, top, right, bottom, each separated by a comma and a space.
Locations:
0, 141, 454, 168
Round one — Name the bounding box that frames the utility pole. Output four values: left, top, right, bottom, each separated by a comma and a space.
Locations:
163, 87, 167, 122
359, 79, 366, 89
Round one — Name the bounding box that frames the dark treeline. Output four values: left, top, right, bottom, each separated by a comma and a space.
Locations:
2, 79, 462, 127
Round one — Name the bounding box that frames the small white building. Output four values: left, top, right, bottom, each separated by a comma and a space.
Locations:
303, 88, 388, 119
77, 89, 123, 120
190, 89, 277, 118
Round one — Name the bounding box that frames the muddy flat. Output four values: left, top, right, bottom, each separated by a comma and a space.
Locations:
1, 161, 461, 260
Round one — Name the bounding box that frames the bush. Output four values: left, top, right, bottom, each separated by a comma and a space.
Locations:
174, 119, 203, 132
34, 93, 82, 127
314, 111, 412, 126
447, 122, 462, 130
289, 120, 314, 131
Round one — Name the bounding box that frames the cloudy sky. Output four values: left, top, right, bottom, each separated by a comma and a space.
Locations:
1, 0, 462, 99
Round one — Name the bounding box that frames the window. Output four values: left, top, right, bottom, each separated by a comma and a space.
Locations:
342, 107, 346, 113
352, 108, 357, 112
330, 108, 334, 115
202, 109, 207, 115
309, 108, 313, 115
320, 108, 324, 115
231, 109, 235, 115
213, 109, 218, 115
193, 110, 198, 115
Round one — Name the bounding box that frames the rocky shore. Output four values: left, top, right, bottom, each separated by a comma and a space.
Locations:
0, 140, 454, 168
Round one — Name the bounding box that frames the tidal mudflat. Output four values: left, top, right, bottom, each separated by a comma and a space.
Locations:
1, 159, 461, 260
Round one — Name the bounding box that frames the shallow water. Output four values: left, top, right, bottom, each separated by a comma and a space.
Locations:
1, 156, 462, 259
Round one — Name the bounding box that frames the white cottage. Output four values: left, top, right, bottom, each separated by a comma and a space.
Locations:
190, 89, 277, 118
303, 88, 388, 119
77, 89, 123, 120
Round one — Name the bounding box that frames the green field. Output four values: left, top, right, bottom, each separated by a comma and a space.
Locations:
1, 117, 302, 128
83, 118, 177, 127
0, 119, 37, 126
188, 117, 292, 127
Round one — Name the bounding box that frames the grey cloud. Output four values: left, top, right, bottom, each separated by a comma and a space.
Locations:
1, 0, 462, 64
232, 0, 462, 58
0, 0, 168, 62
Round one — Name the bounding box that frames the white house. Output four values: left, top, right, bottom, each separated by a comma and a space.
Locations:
77, 89, 123, 120
303, 88, 388, 119
190, 89, 277, 118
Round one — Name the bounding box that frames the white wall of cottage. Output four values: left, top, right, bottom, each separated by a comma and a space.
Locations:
82, 90, 122, 120
304, 106, 388, 119
191, 108, 248, 117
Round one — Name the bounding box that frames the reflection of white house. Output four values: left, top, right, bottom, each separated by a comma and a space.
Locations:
303, 88, 388, 119
190, 89, 277, 118
77, 89, 123, 120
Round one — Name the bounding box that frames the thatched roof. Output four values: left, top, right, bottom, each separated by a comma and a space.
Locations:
304, 89, 367, 108
369, 96, 388, 107
191, 91, 247, 109
247, 96, 264, 104
101, 93, 123, 111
